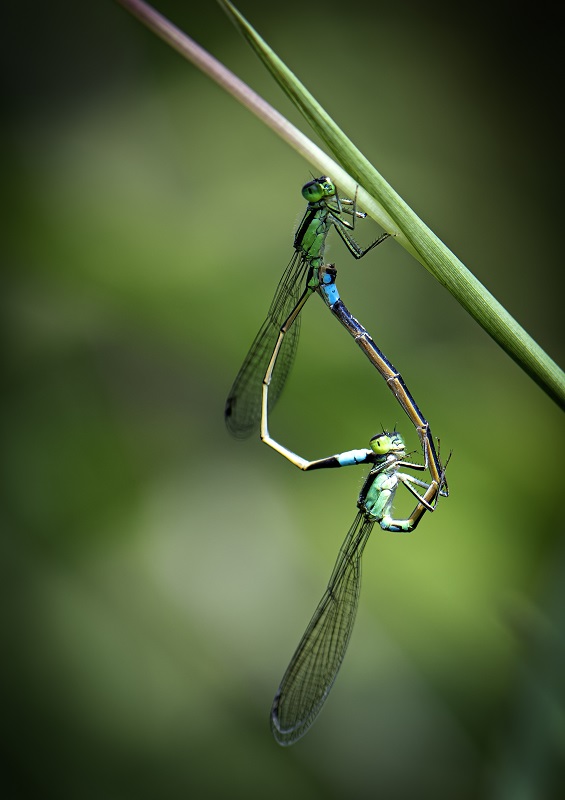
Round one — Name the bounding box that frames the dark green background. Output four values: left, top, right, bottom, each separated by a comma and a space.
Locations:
3, 1, 564, 798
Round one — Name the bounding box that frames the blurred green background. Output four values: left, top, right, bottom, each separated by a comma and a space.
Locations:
3, 1, 564, 798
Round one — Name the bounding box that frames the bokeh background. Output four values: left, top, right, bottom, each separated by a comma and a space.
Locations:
3, 1, 564, 798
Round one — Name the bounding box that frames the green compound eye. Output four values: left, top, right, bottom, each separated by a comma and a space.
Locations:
369, 431, 405, 455
369, 433, 392, 455
301, 180, 324, 203
301, 176, 335, 203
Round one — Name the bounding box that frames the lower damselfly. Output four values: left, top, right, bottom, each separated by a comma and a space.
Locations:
263, 424, 446, 746
260, 292, 448, 745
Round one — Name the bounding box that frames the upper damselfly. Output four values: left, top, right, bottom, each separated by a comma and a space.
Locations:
225, 176, 388, 439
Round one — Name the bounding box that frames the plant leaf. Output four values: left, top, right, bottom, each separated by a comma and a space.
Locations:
218, 0, 564, 410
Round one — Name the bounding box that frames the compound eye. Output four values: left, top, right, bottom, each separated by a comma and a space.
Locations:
301, 180, 324, 203
370, 434, 391, 455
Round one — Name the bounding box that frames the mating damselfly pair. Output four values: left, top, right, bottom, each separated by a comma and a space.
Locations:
225, 176, 449, 745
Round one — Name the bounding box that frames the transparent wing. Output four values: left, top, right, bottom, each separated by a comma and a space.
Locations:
224, 251, 310, 438
271, 512, 375, 745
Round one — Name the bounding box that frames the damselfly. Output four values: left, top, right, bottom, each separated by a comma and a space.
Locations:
225, 176, 388, 439
260, 294, 449, 745
264, 423, 446, 745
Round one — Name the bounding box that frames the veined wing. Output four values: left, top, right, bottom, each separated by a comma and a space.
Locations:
224, 251, 311, 438
271, 512, 375, 745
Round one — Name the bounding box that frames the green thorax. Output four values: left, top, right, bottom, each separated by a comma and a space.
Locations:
294, 203, 333, 265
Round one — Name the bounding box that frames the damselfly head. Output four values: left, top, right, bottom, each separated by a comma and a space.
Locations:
302, 176, 336, 204
369, 430, 406, 457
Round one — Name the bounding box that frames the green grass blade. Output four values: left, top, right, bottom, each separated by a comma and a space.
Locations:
117, 0, 563, 410
218, 0, 564, 411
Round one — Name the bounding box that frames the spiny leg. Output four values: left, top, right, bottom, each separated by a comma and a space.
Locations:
333, 216, 390, 258
377, 479, 440, 532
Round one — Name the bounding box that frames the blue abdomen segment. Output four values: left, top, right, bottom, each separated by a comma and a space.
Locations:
337, 449, 371, 466
320, 272, 340, 307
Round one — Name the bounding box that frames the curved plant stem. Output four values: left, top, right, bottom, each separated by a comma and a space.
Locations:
117, 0, 564, 410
